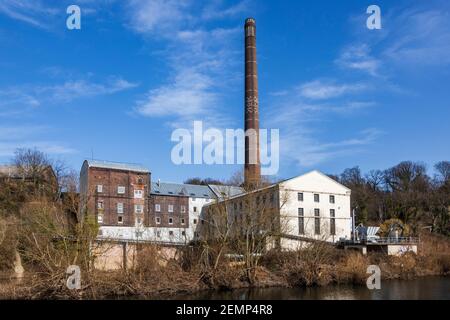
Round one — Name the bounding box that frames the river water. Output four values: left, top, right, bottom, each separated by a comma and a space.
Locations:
171, 276, 450, 300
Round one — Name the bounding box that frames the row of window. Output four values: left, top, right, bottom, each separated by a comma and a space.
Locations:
98, 215, 198, 226
154, 204, 193, 213
155, 230, 186, 237
97, 184, 144, 198
298, 192, 335, 204
98, 215, 139, 225
298, 208, 336, 236
97, 202, 199, 215
155, 217, 188, 225
97, 201, 144, 214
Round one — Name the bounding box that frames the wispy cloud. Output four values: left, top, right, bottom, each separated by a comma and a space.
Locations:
127, 1, 248, 126
126, 0, 192, 36
279, 127, 383, 168
202, 0, 251, 20
42, 77, 138, 102
382, 8, 450, 66
266, 77, 378, 168
335, 44, 381, 76
136, 69, 215, 118
0, 76, 138, 115
0, 125, 76, 158
339, 4, 450, 76
0, 0, 59, 29
298, 80, 369, 100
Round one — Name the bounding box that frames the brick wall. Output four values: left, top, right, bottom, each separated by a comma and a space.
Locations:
86, 167, 150, 227
148, 194, 189, 228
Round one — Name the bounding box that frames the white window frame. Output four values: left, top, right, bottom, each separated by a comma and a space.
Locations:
97, 215, 103, 224
117, 186, 125, 194
155, 217, 161, 225
155, 204, 161, 212
118, 216, 124, 224
168, 217, 173, 225
181, 218, 185, 225
314, 194, 320, 203
168, 204, 174, 213
181, 205, 186, 213
134, 189, 143, 199
97, 201, 104, 210
329, 195, 335, 204
134, 204, 143, 214
117, 202, 124, 214
97, 185, 103, 193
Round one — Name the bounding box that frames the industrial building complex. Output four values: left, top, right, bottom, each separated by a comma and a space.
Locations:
78, 18, 354, 251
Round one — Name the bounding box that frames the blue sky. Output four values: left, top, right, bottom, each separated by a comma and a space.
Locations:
0, 0, 449, 182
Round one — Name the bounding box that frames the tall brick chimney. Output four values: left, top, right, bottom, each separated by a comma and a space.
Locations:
244, 18, 261, 187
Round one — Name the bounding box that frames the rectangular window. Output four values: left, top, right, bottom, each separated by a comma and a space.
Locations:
314, 209, 320, 235
97, 185, 103, 193
193, 206, 197, 213
298, 208, 304, 235
156, 231, 161, 238
168, 217, 173, 225
136, 217, 143, 225
117, 203, 124, 214
97, 215, 103, 224
181, 218, 185, 225
329, 195, 335, 204
155, 204, 160, 212
118, 216, 123, 224
330, 209, 336, 235
314, 194, 320, 202
193, 219, 198, 224
182, 231, 186, 236
97, 201, 104, 210
168, 204, 174, 213
298, 192, 303, 201
134, 189, 143, 199
117, 186, 125, 194
134, 204, 143, 214
181, 205, 186, 213
169, 231, 174, 236
155, 217, 161, 224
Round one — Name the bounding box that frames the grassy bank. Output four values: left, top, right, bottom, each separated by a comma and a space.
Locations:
0, 232, 449, 299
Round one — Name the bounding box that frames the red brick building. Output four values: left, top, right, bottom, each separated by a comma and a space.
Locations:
79, 160, 150, 227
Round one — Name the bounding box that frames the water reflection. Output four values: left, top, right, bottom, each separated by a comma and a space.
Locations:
170, 277, 449, 300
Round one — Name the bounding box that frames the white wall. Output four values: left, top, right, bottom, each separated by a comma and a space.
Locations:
279, 171, 352, 243
188, 197, 213, 241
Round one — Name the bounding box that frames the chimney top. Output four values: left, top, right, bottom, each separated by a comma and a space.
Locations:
245, 18, 256, 25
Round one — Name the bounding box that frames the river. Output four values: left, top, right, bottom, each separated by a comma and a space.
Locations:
169, 276, 449, 300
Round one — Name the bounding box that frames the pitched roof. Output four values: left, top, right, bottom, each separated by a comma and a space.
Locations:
85, 159, 149, 173
208, 184, 245, 199
280, 170, 351, 192
151, 182, 215, 198
204, 170, 351, 205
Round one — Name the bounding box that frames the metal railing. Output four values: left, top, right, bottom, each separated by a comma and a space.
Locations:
339, 236, 420, 246
366, 237, 420, 244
